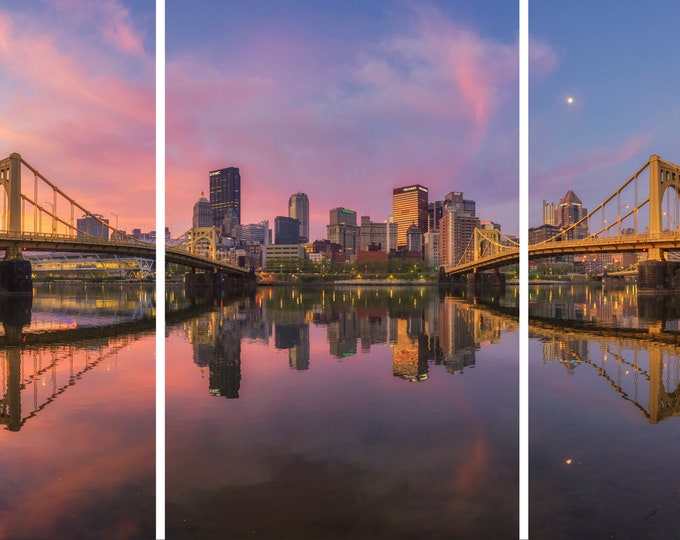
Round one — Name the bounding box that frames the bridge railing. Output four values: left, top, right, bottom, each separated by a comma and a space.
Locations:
532, 231, 680, 248
0, 230, 154, 246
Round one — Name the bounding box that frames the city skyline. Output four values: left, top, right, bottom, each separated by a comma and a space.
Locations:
0, 2, 156, 233
166, 0, 519, 241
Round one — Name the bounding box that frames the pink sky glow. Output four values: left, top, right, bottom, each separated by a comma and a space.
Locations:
166, 4, 519, 240
0, 2, 155, 233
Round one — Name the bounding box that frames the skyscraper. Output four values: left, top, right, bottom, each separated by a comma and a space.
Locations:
77, 214, 109, 240
359, 215, 397, 251
444, 191, 476, 216
327, 207, 359, 257
427, 200, 445, 231
209, 167, 241, 236
556, 189, 588, 239
392, 185, 428, 247
437, 192, 479, 267
542, 199, 557, 226
237, 220, 270, 244
274, 216, 301, 244
192, 192, 213, 228
406, 224, 423, 254
288, 192, 309, 243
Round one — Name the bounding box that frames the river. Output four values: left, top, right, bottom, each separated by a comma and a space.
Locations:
529, 282, 680, 539
0, 283, 156, 540
165, 284, 519, 539
6, 281, 669, 538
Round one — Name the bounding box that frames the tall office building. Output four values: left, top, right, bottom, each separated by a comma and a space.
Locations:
237, 220, 270, 244
359, 215, 397, 251
288, 192, 309, 243
424, 230, 440, 266
392, 185, 428, 247
406, 224, 423, 254
209, 167, 241, 236
77, 214, 109, 240
327, 207, 359, 257
439, 207, 480, 267
192, 192, 213, 228
275, 216, 301, 244
444, 191, 476, 216
428, 200, 445, 231
556, 189, 588, 239
542, 199, 557, 226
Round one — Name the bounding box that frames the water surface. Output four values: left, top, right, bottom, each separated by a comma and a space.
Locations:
166, 285, 519, 539
530, 283, 680, 539
0, 284, 155, 539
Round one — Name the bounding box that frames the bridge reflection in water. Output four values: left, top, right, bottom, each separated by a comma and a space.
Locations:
176, 283, 679, 426
530, 283, 680, 424
0, 283, 156, 432
531, 323, 680, 424
0, 335, 141, 431
530, 283, 680, 539
0, 283, 156, 539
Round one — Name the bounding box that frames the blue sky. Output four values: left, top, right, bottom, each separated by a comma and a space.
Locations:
530, 1, 680, 227
166, 0, 519, 240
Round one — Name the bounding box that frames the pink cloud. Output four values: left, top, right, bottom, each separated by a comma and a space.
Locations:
0, 3, 154, 233
48, 0, 147, 56
166, 5, 518, 240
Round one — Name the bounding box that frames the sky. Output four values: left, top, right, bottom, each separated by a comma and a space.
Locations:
166, 0, 519, 241
0, 0, 155, 233
530, 1, 680, 228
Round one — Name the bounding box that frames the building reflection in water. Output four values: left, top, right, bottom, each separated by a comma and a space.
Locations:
186, 299, 269, 398
180, 287, 519, 396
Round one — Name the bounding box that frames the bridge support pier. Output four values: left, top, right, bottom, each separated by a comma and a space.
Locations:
466, 271, 506, 295
184, 270, 255, 299
184, 270, 216, 291
638, 260, 680, 294
0, 259, 32, 294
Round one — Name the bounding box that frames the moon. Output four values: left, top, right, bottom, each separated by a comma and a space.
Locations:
566, 96, 574, 104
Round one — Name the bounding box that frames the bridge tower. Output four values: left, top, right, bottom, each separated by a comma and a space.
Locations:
0, 153, 32, 293
0, 153, 22, 242
648, 155, 680, 261
639, 156, 680, 292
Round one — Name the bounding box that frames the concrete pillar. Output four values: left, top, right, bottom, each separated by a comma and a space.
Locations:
466, 272, 480, 294
0, 259, 32, 293
465, 271, 506, 295
638, 260, 680, 293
